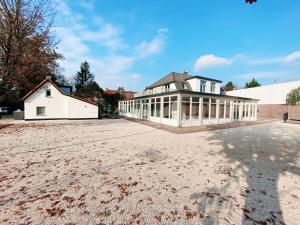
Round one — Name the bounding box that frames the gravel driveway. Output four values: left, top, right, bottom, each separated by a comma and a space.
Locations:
0, 119, 299, 225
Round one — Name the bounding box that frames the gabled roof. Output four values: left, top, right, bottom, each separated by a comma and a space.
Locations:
22, 77, 97, 106
146, 72, 222, 90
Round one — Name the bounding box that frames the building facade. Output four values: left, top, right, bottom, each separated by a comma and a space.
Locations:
23, 77, 98, 120
119, 72, 258, 127
226, 80, 300, 119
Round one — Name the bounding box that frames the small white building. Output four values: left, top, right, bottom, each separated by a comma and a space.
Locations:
226, 80, 300, 104
119, 71, 258, 127
23, 77, 98, 120
226, 80, 300, 119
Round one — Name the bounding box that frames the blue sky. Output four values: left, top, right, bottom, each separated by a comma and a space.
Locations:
54, 0, 300, 91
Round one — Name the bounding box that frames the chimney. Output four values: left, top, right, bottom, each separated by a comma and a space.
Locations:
46, 76, 52, 80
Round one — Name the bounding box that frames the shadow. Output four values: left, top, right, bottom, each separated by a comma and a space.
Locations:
191, 123, 300, 224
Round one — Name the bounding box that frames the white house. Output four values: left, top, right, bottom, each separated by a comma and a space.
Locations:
23, 77, 98, 120
226, 80, 300, 104
226, 80, 300, 119
119, 71, 258, 127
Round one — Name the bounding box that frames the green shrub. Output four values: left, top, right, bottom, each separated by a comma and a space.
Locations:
286, 87, 300, 105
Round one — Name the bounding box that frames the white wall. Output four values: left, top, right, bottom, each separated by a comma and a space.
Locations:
226, 80, 300, 104
24, 81, 98, 120
187, 78, 221, 94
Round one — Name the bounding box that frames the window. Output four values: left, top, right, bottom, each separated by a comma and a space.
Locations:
191, 97, 199, 119
151, 99, 155, 116
211, 99, 217, 118
200, 80, 206, 92
226, 101, 231, 118
211, 82, 216, 93
219, 99, 225, 118
181, 96, 190, 120
171, 96, 178, 119
46, 89, 51, 97
155, 98, 161, 117
36, 107, 45, 116
163, 97, 170, 118
203, 98, 209, 118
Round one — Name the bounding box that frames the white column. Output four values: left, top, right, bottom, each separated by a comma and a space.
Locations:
208, 98, 211, 121
189, 96, 192, 120
254, 103, 258, 120
160, 97, 163, 122
168, 96, 171, 119
224, 100, 227, 120
229, 100, 233, 121
148, 99, 151, 118
154, 98, 156, 117
216, 99, 220, 123
199, 97, 203, 124
248, 103, 251, 120
239, 102, 243, 121
177, 94, 182, 127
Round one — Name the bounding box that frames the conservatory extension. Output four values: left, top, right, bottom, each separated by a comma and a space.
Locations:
118, 72, 258, 127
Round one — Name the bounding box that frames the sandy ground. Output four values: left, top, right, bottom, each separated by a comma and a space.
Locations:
0, 119, 299, 225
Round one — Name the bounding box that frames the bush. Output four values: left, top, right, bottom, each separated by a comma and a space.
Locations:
286, 87, 300, 105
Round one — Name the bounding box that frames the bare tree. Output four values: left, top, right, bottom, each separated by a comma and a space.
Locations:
0, 0, 63, 107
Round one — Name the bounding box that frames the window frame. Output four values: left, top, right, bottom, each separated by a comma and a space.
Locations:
36, 106, 46, 116
46, 89, 51, 97
200, 80, 206, 93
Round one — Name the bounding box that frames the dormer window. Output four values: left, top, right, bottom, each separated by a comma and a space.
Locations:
211, 82, 216, 93
46, 89, 51, 97
200, 80, 206, 92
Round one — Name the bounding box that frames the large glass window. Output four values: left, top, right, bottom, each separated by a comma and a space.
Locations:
151, 99, 155, 116
211, 99, 217, 118
226, 101, 231, 118
163, 97, 170, 118
200, 80, 206, 92
171, 96, 178, 119
191, 97, 199, 119
181, 96, 190, 120
155, 98, 161, 117
219, 99, 225, 118
203, 98, 209, 118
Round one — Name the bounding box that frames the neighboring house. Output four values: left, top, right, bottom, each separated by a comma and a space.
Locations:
104, 88, 136, 100
226, 80, 300, 119
119, 71, 258, 127
23, 77, 98, 120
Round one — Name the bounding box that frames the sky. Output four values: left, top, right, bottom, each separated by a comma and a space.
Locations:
54, 0, 300, 91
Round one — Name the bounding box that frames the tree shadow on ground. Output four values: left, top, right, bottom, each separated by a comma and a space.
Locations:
191, 123, 300, 225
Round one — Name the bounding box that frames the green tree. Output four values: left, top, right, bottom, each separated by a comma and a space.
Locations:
245, 78, 261, 88
74, 61, 95, 97
286, 87, 300, 105
223, 81, 236, 91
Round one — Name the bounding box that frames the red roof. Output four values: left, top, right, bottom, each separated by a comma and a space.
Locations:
104, 89, 136, 100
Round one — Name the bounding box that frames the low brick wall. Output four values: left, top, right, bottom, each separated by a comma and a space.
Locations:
257, 104, 288, 120
288, 104, 300, 120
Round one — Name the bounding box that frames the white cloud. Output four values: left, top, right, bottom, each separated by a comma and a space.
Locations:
77, 0, 95, 10
194, 54, 232, 71
284, 50, 300, 63
135, 29, 166, 58
54, 2, 167, 89
249, 50, 300, 65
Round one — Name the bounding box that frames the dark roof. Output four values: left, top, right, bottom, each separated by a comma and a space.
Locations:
22, 78, 97, 106
146, 72, 222, 90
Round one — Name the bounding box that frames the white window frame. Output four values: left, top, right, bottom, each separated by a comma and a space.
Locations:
200, 80, 206, 93
36, 106, 46, 116
211, 82, 216, 93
